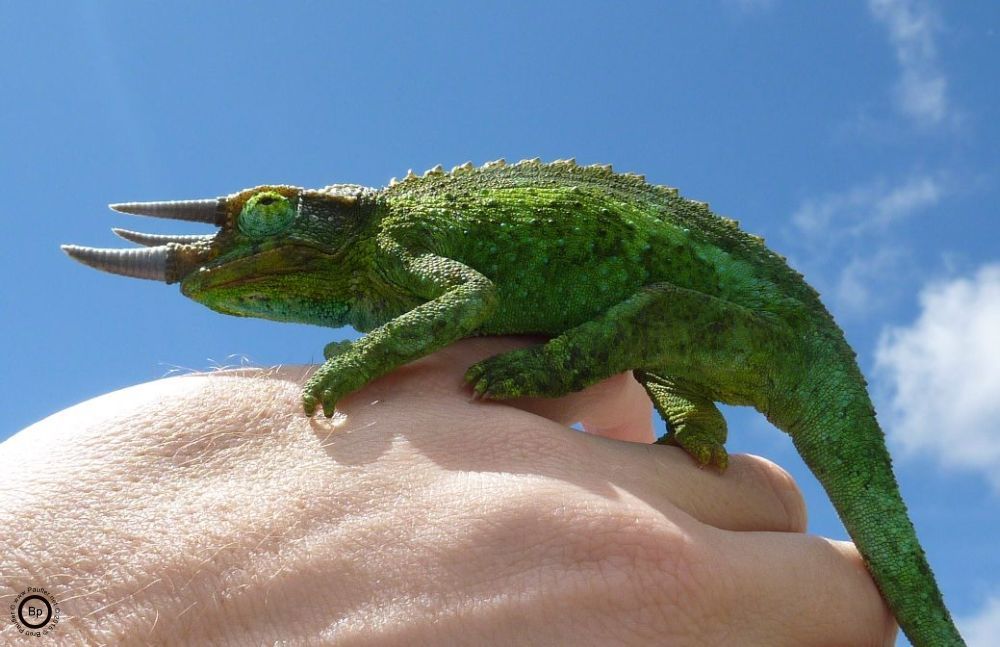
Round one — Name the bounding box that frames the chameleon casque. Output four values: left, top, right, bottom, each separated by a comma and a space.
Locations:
63, 158, 963, 645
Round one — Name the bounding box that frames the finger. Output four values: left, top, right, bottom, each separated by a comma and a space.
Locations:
364, 336, 808, 532
600, 442, 809, 533
334, 335, 651, 444
436, 336, 655, 442
514, 371, 655, 443
717, 534, 897, 646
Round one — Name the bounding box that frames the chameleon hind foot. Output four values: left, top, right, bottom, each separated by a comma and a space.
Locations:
637, 371, 729, 471
655, 432, 729, 471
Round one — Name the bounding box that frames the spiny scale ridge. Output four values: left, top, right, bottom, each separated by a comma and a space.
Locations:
385, 158, 680, 201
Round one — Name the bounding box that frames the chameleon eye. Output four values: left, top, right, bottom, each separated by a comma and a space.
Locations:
238, 191, 295, 238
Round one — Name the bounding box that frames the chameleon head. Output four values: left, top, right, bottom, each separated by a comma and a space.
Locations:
61, 184, 373, 327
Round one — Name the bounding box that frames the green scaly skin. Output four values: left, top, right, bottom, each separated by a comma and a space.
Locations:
66, 159, 964, 646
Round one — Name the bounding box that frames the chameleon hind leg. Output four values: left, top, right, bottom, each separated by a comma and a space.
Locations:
635, 371, 729, 469
466, 282, 788, 468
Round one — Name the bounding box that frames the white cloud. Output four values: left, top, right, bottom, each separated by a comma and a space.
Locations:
960, 595, 1000, 647
792, 175, 944, 238
868, 0, 950, 126
875, 265, 1000, 486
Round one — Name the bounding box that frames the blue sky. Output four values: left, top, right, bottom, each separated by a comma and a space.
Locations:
2, 1, 998, 642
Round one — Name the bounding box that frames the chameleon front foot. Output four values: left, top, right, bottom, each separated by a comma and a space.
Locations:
303, 361, 367, 417
302, 392, 323, 417
302, 387, 338, 418
303, 341, 355, 414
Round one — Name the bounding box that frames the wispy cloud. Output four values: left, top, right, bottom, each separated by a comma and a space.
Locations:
960, 594, 1000, 647
792, 175, 947, 241
788, 174, 944, 315
792, 174, 944, 239
875, 264, 1000, 488
724, 0, 776, 12
868, 0, 951, 127
834, 247, 909, 314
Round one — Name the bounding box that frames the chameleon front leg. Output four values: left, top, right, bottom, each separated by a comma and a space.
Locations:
466, 282, 791, 468
304, 253, 497, 417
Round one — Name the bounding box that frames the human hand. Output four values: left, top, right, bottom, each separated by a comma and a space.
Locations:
0, 337, 895, 645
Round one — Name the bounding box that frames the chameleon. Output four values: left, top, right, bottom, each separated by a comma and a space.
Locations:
62, 158, 963, 646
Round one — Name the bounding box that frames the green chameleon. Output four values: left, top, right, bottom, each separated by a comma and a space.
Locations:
63, 158, 963, 646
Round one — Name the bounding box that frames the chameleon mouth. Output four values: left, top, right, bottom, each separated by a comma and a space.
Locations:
179, 254, 279, 293
179, 243, 330, 295
176, 244, 342, 321
61, 199, 223, 283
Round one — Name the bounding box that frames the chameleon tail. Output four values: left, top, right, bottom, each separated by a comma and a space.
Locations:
783, 382, 965, 647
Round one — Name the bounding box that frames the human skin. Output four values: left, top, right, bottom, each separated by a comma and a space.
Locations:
0, 337, 895, 645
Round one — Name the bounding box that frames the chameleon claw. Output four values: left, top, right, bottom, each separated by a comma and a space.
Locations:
322, 390, 336, 417
464, 363, 485, 383
477, 384, 503, 400
474, 379, 505, 400
687, 441, 729, 472
464, 364, 493, 399
303, 393, 318, 416
654, 432, 727, 471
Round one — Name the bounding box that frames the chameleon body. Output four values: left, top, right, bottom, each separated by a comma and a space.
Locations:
63, 159, 963, 646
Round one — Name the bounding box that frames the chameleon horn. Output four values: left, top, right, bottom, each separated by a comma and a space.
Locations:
109, 198, 223, 225
112, 228, 213, 247
60, 244, 169, 282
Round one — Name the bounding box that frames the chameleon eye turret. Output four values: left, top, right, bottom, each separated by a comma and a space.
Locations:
237, 191, 296, 238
